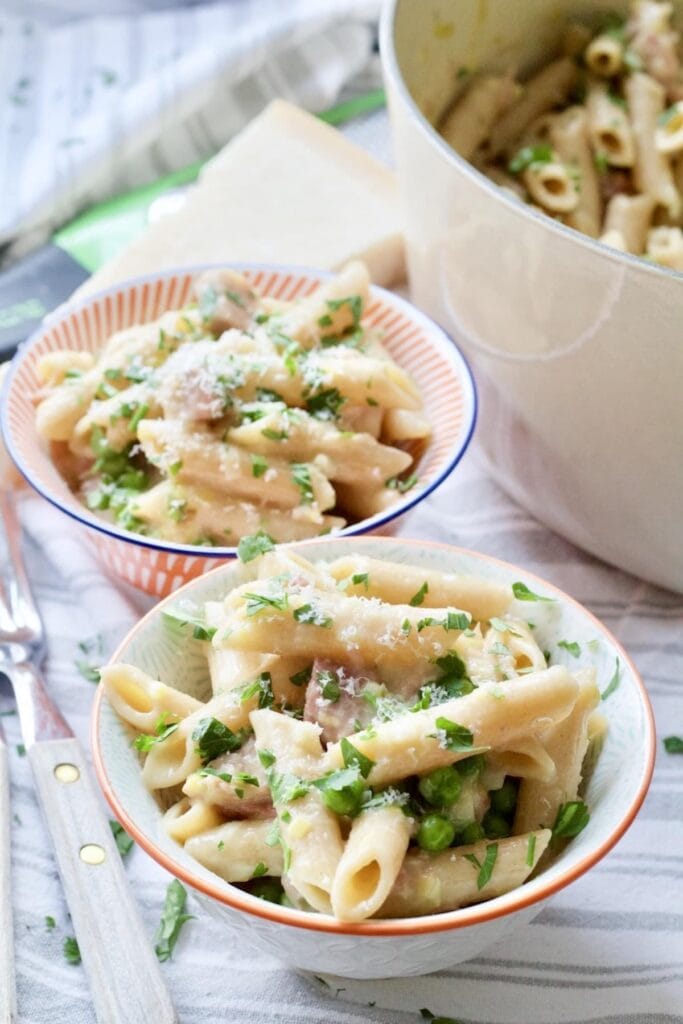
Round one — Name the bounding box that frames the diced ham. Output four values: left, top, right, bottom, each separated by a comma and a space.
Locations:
193, 269, 258, 334
303, 659, 375, 746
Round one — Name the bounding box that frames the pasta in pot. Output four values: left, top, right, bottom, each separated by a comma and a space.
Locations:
101, 549, 605, 922
440, 0, 683, 267
34, 262, 430, 546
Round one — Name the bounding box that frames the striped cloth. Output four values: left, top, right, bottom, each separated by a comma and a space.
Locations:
3, 442, 681, 1024
0, 0, 380, 264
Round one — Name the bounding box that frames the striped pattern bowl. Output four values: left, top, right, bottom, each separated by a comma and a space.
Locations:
0, 264, 476, 596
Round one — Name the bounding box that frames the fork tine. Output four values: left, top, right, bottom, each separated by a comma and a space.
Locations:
0, 489, 43, 641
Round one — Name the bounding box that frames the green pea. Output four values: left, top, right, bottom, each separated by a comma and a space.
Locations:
417, 814, 456, 852
418, 766, 462, 808
458, 821, 486, 845
490, 778, 518, 816
315, 769, 367, 817
250, 877, 284, 903
483, 810, 511, 839
457, 753, 486, 778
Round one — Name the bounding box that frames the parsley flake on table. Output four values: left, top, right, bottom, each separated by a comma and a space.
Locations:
664, 736, 683, 754
154, 880, 194, 962
63, 936, 81, 965
109, 819, 134, 857
419, 1008, 463, 1023
75, 634, 104, 683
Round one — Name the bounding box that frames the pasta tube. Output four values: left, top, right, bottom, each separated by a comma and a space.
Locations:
601, 193, 656, 253
514, 669, 600, 834
379, 830, 551, 917
326, 555, 511, 621
330, 806, 413, 922
163, 797, 224, 843
324, 668, 580, 787
486, 58, 578, 158
440, 76, 520, 160
586, 80, 636, 169
99, 663, 202, 733
550, 107, 602, 237
625, 71, 681, 217
185, 820, 283, 882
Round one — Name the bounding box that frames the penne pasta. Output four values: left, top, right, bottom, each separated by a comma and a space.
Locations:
109, 552, 607, 922
440, 75, 520, 160
379, 830, 551, 917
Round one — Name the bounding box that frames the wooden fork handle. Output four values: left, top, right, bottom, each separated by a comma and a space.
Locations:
0, 733, 16, 1024
28, 736, 177, 1024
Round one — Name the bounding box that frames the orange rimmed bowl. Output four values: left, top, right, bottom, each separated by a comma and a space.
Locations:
92, 536, 655, 979
1, 263, 476, 597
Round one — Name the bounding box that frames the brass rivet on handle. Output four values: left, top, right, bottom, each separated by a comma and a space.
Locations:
80, 843, 106, 865
54, 763, 80, 783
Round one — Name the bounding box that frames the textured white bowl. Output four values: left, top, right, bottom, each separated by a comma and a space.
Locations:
93, 537, 654, 979
381, 0, 683, 592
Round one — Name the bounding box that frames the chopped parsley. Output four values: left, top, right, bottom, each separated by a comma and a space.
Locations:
268, 771, 310, 805
293, 603, 332, 627
258, 749, 276, 769
552, 800, 590, 839
386, 472, 418, 493
317, 669, 341, 702
314, 766, 367, 817
291, 463, 314, 504
154, 879, 193, 962
419, 1010, 462, 1024
594, 151, 609, 174
45, 915, 56, 931
463, 842, 498, 889
198, 767, 233, 783
659, 103, 681, 126
244, 589, 288, 616
351, 572, 369, 589
664, 736, 683, 754
409, 581, 429, 606
109, 819, 134, 857
192, 717, 248, 764
340, 737, 375, 778
558, 640, 581, 658
325, 295, 363, 329
240, 672, 275, 709
489, 617, 522, 636
133, 714, 179, 753
251, 453, 268, 478
305, 387, 346, 420
261, 427, 288, 441
431, 717, 474, 753
512, 581, 554, 602
63, 937, 81, 965
601, 658, 621, 701
251, 862, 268, 878
74, 634, 103, 684
526, 833, 537, 867
167, 497, 187, 522
289, 665, 312, 687
417, 611, 470, 632
508, 143, 553, 174
237, 531, 275, 563
235, 772, 259, 787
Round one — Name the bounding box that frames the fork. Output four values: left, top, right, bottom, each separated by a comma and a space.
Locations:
0, 716, 16, 1024
0, 487, 177, 1024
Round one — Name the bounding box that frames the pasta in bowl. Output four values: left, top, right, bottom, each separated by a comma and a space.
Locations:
1, 263, 475, 596
439, 0, 683, 266
92, 537, 654, 977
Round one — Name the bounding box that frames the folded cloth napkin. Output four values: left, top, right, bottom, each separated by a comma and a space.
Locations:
3, 449, 681, 1024
0, 0, 381, 264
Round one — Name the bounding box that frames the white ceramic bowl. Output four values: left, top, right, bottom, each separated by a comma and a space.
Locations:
92, 536, 654, 980
381, 0, 683, 593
